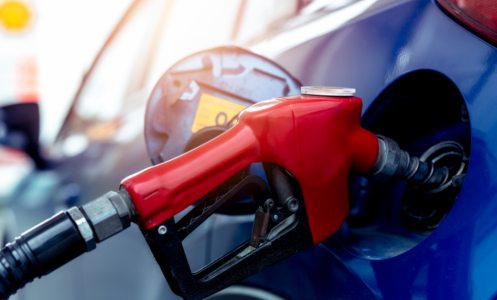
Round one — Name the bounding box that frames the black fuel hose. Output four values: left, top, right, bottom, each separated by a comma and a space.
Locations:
0, 189, 136, 299
0, 212, 86, 299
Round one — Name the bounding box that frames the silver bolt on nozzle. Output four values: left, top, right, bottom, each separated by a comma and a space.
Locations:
286, 198, 299, 213
158, 225, 167, 235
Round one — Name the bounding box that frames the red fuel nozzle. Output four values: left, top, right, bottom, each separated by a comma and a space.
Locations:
121, 93, 378, 245
0, 89, 456, 300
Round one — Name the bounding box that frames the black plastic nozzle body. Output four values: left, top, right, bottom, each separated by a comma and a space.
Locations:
0, 212, 86, 299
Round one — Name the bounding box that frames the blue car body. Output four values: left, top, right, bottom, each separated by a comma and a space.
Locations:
211, 0, 497, 299
11, 0, 497, 299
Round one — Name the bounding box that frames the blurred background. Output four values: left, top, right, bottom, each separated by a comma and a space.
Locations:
0, 0, 309, 144
0, 0, 312, 218
0, 0, 329, 299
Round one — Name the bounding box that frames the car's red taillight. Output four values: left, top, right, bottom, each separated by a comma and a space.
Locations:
437, 0, 497, 44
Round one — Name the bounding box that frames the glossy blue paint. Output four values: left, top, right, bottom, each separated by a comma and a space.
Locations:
213, 0, 497, 299
14, 0, 495, 298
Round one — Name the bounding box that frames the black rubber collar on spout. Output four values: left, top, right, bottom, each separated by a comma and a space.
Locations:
366, 135, 449, 192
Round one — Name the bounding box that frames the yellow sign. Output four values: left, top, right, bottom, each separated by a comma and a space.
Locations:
191, 93, 247, 133
0, 1, 31, 32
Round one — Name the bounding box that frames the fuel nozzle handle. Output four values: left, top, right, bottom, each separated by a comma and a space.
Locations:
367, 135, 449, 192
122, 95, 379, 245
0, 189, 136, 299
